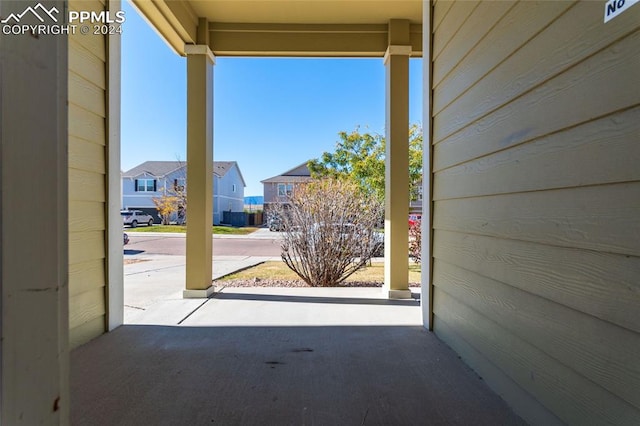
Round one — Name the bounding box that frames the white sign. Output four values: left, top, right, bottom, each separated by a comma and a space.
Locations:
604, 0, 639, 22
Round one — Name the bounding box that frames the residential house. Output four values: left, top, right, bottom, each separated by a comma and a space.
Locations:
122, 160, 245, 224
261, 161, 313, 212
213, 161, 246, 224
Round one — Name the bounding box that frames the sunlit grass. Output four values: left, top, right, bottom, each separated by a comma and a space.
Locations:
127, 225, 259, 235
212, 226, 259, 235
219, 260, 422, 284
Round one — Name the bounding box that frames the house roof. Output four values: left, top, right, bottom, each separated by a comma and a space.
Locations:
215, 161, 247, 187
214, 161, 234, 176
261, 175, 313, 184
122, 161, 185, 178
123, 160, 246, 186
260, 161, 313, 184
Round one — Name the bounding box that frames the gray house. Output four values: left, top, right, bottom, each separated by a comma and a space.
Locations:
122, 161, 245, 225
261, 162, 313, 212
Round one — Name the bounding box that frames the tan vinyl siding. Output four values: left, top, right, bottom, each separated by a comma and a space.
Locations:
69, 136, 107, 173
433, 0, 575, 111
68, 0, 108, 348
432, 0, 453, 33
431, 1, 515, 85
430, 1, 640, 424
69, 316, 106, 349
432, 1, 479, 60
69, 259, 106, 298
69, 39, 107, 89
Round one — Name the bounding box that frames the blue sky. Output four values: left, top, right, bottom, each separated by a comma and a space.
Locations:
121, 2, 423, 196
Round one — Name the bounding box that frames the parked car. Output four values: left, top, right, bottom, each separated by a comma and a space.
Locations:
268, 216, 282, 231
123, 233, 130, 245
121, 210, 154, 228
408, 214, 422, 226
305, 222, 383, 257
371, 231, 384, 257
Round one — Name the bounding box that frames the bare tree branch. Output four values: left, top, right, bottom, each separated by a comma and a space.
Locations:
274, 179, 383, 287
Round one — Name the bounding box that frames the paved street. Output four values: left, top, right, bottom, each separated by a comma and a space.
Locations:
125, 228, 283, 257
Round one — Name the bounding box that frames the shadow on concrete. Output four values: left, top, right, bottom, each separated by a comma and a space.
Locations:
71, 325, 525, 426
214, 291, 420, 306
124, 249, 145, 255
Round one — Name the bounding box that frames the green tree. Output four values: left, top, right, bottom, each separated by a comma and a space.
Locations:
152, 194, 179, 225
308, 124, 423, 201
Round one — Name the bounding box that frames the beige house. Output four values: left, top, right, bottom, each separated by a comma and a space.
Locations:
261, 161, 313, 210
1, 0, 639, 424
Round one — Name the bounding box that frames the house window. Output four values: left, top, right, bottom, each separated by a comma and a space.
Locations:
136, 178, 156, 192
277, 183, 293, 197
232, 184, 236, 193
173, 178, 185, 192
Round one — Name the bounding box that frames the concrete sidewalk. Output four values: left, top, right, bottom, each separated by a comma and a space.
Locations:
124, 249, 390, 325
124, 253, 280, 324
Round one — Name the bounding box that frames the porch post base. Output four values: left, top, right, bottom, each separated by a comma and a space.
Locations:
387, 289, 412, 299
183, 286, 216, 298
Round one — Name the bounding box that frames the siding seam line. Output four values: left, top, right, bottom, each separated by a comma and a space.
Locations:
433, 178, 640, 202
432, 221, 640, 258
433, 103, 640, 173
433, 0, 518, 89
433, 283, 640, 416
432, 251, 640, 332
433, 0, 578, 115
432, 1, 481, 62
433, 18, 639, 145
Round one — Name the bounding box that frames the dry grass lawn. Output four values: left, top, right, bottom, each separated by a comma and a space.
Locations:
219, 261, 422, 284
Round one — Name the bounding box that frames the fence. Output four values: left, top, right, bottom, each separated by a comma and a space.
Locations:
222, 211, 263, 227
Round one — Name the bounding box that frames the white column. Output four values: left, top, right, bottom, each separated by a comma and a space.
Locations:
384, 19, 412, 299
107, 0, 124, 330
184, 43, 215, 298
421, 1, 434, 329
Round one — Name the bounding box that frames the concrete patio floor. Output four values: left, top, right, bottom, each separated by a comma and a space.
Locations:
71, 286, 526, 425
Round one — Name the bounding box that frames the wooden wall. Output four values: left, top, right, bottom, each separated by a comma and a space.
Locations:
68, 0, 108, 348
430, 1, 640, 424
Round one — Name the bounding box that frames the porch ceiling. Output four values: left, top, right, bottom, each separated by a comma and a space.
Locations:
191, 0, 423, 25
131, 0, 423, 57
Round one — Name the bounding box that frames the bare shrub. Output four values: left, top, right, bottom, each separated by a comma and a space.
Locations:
274, 179, 383, 287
